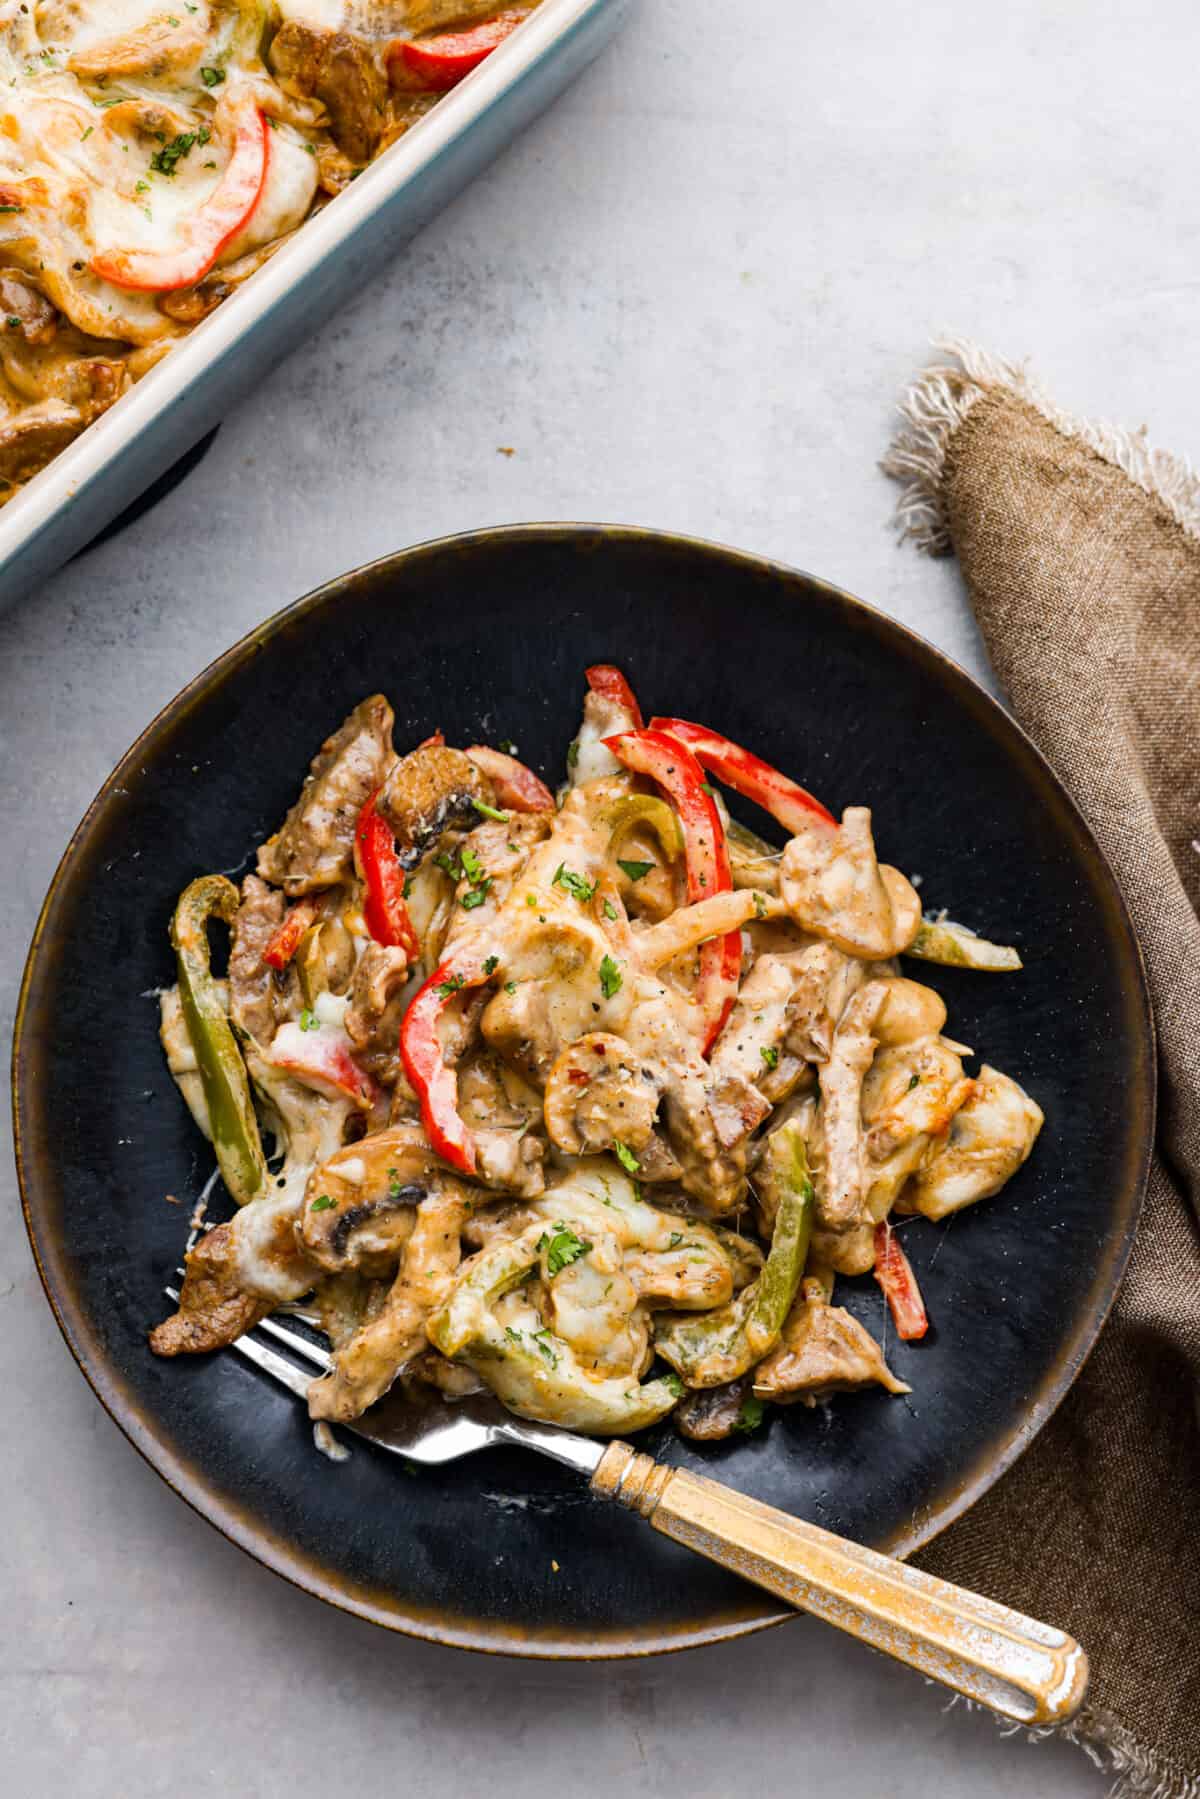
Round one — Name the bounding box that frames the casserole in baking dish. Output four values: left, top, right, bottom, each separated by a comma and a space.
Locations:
0, 1, 542, 505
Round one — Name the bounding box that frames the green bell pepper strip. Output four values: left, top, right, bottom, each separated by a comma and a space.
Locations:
171, 875, 268, 1206
654, 1126, 814, 1387
906, 916, 1022, 972
427, 1224, 682, 1435
601, 793, 685, 867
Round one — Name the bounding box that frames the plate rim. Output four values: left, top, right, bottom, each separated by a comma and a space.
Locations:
11, 521, 1156, 1660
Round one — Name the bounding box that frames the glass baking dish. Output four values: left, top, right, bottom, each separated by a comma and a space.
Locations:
0, 0, 630, 611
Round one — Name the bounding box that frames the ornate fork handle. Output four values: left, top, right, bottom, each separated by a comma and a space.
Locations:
593, 1443, 1087, 1727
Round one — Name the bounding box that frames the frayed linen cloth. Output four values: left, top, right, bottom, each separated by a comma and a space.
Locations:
884, 341, 1200, 1799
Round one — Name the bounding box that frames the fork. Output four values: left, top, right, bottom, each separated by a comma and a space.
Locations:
167, 1283, 1088, 1725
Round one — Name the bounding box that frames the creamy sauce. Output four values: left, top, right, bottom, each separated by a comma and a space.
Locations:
312, 1420, 351, 1461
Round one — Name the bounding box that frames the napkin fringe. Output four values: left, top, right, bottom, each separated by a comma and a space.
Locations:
943, 1698, 1200, 1799
881, 336, 1200, 555
1066, 1708, 1200, 1799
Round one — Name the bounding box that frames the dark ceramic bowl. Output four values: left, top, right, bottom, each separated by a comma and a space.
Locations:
13, 525, 1153, 1656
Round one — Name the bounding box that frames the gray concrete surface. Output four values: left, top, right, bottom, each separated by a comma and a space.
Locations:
5, 0, 1196, 1790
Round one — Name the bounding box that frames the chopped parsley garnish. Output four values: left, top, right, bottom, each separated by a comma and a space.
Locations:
80, 125, 93, 142
760, 1044, 779, 1071
733, 1394, 766, 1433
499, 740, 518, 756
150, 130, 206, 176
298, 1008, 320, 1032
662, 1370, 685, 1398
552, 863, 597, 904
537, 1226, 592, 1276
504, 980, 518, 994
135, 180, 150, 193
482, 955, 499, 975
613, 1141, 640, 1176
455, 844, 492, 908
5, 316, 19, 329
753, 890, 767, 918
434, 850, 459, 879
304, 142, 316, 155
531, 1327, 559, 1368
617, 859, 654, 883
700, 781, 717, 797
525, 893, 537, 908
599, 954, 622, 1000
310, 1194, 335, 1212
504, 1325, 523, 1345
434, 973, 466, 999
472, 798, 510, 823
200, 65, 225, 87
907, 1072, 922, 1091
565, 740, 580, 770
603, 898, 618, 921
667, 1231, 684, 1250
0, 204, 24, 214
402, 875, 414, 898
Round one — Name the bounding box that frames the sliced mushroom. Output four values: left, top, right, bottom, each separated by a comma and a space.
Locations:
257, 696, 395, 896
674, 1376, 755, 1441
0, 271, 57, 346
376, 744, 487, 869
297, 1126, 444, 1275
543, 1031, 665, 1155
0, 399, 89, 492
780, 808, 921, 959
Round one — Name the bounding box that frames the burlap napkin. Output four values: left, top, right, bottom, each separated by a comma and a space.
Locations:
883, 342, 1200, 1797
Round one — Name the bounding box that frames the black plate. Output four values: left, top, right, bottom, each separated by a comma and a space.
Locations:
13, 525, 1153, 1656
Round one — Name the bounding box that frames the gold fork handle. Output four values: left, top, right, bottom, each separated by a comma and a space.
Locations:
592, 1443, 1087, 1726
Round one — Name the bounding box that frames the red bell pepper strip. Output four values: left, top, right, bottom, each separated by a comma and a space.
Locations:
603, 728, 741, 1055
399, 948, 494, 1174
465, 745, 554, 812
90, 91, 269, 293
355, 792, 421, 961
269, 1021, 380, 1110
586, 664, 644, 730
648, 718, 837, 832
262, 899, 318, 972
873, 1222, 929, 1341
390, 9, 529, 90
